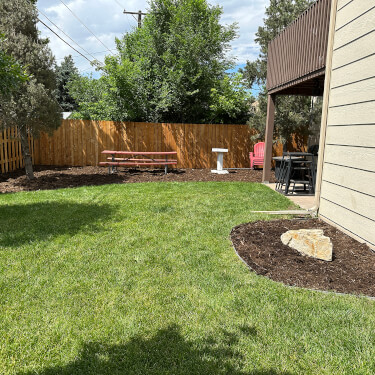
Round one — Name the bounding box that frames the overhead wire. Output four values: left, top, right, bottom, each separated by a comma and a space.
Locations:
79, 66, 95, 73
38, 8, 103, 64
113, 0, 126, 10
75, 59, 95, 73
37, 18, 95, 65
127, 11, 138, 23
55, 49, 117, 61
112, 0, 136, 27
59, 0, 115, 55
113, 0, 138, 22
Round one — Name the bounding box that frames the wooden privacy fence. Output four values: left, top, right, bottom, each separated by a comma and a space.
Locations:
1, 120, 294, 172
0, 127, 36, 173
33, 120, 283, 169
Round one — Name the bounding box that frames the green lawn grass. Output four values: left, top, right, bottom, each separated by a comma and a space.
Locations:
0, 182, 374, 375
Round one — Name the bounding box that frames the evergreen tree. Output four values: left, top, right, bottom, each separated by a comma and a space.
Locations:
0, 34, 29, 96
0, 0, 61, 179
241, 0, 321, 145
55, 55, 79, 112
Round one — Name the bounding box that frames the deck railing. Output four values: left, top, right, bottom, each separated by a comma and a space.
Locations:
267, 0, 331, 94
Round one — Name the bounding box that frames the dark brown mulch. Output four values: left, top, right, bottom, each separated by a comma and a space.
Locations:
231, 219, 375, 297
0, 166, 275, 193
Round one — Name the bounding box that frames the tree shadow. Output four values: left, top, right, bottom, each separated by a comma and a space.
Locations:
18, 325, 295, 375
0, 201, 114, 247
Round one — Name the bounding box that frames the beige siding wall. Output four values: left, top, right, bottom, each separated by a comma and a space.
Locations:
319, 0, 375, 247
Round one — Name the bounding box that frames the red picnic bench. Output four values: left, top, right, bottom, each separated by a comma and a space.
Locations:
99, 150, 178, 175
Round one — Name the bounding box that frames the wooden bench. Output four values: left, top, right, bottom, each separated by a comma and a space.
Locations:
99, 150, 178, 175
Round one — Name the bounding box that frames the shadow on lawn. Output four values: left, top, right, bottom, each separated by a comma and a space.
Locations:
19, 325, 294, 375
0, 201, 114, 247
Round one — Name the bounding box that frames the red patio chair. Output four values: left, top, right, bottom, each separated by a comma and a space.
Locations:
249, 142, 265, 169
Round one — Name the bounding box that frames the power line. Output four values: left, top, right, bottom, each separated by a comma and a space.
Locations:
126, 11, 138, 23
113, 0, 126, 10
79, 65, 95, 73
37, 18, 95, 65
38, 8, 102, 64
55, 49, 117, 61
124, 13, 134, 29
76, 59, 98, 73
59, 0, 114, 55
112, 0, 134, 28
115, 1, 138, 23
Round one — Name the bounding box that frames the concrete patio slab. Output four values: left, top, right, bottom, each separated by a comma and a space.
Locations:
265, 183, 316, 211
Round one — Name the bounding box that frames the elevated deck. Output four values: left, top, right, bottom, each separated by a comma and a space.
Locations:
266, 0, 331, 96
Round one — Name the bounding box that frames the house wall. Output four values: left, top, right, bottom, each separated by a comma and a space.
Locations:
319, 0, 375, 248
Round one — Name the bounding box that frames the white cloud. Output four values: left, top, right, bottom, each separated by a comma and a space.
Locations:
216, 0, 267, 63
37, 0, 268, 75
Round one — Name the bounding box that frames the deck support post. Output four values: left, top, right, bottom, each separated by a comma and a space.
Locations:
262, 94, 276, 183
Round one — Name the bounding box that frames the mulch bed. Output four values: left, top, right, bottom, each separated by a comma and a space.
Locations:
231, 219, 375, 297
0, 166, 274, 193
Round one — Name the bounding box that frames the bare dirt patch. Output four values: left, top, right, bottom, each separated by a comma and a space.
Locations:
231, 219, 375, 297
0, 166, 274, 193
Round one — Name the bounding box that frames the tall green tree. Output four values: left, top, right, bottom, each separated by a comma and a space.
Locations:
209, 73, 253, 124
70, 0, 252, 124
241, 0, 321, 145
0, 34, 29, 96
68, 74, 117, 120
55, 55, 79, 112
0, 0, 61, 179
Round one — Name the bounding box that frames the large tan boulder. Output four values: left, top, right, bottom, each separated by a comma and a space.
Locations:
281, 229, 333, 261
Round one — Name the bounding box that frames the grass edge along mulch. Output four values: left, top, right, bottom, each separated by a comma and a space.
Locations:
0, 166, 275, 194
231, 218, 375, 298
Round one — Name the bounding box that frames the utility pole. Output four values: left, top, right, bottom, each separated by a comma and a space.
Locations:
123, 10, 147, 28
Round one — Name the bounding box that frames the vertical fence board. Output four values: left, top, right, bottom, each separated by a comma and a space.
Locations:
4, 129, 9, 172
0, 131, 4, 173
14, 128, 19, 169
29, 135, 34, 168
52, 125, 58, 166
10, 128, 15, 170
70, 120, 75, 166
94, 122, 99, 166
86, 120, 92, 165
118, 122, 124, 152
73, 120, 79, 165
67, 120, 73, 166
33, 137, 39, 165
89, 120, 95, 166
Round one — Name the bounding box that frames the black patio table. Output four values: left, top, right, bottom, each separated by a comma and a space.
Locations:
272, 155, 304, 180
274, 152, 316, 195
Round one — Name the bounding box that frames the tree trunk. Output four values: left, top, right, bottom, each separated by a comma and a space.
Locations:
19, 126, 34, 180
283, 141, 288, 153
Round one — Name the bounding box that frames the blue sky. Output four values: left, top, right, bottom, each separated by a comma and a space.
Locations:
36, 0, 268, 93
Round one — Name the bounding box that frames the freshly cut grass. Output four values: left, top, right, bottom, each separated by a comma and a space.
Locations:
0, 182, 374, 375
